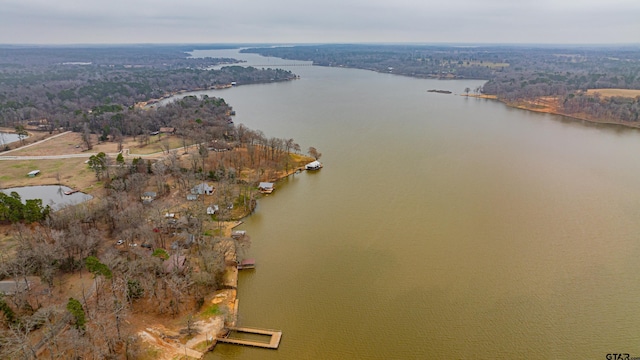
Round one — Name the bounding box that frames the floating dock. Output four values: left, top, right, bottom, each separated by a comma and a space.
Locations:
216, 327, 282, 349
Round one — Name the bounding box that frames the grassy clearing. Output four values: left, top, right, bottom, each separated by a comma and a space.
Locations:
199, 304, 220, 319
6, 132, 185, 157
0, 158, 96, 192
6, 132, 85, 156
129, 136, 185, 155
586, 88, 640, 98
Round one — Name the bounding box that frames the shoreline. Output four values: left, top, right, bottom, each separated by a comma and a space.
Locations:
0, 131, 314, 357
135, 76, 299, 109
138, 164, 311, 359
465, 94, 640, 130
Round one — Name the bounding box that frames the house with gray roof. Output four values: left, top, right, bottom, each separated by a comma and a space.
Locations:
191, 183, 214, 195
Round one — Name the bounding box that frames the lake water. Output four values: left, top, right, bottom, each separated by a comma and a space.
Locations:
178, 49, 640, 359
1, 185, 92, 210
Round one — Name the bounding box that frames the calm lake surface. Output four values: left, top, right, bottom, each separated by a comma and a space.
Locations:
0, 132, 24, 145
182, 49, 640, 359
1, 185, 92, 210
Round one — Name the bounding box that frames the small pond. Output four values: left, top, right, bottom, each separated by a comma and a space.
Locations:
0, 132, 27, 145
1, 185, 93, 210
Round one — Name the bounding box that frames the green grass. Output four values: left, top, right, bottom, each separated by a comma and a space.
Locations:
152, 248, 169, 260
200, 304, 220, 318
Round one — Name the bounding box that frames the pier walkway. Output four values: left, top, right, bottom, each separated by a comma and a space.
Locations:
216, 327, 282, 349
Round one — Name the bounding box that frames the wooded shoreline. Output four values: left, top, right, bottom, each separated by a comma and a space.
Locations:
466, 94, 640, 130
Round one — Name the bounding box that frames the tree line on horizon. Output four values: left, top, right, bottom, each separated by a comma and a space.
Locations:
0, 45, 297, 140
245, 44, 640, 123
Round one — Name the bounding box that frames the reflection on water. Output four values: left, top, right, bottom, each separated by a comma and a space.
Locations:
0, 132, 25, 146
1, 185, 92, 210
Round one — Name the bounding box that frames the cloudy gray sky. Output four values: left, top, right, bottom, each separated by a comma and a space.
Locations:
1, 0, 639, 44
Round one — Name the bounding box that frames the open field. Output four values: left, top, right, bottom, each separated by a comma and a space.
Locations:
0, 131, 181, 194
128, 135, 185, 155
0, 128, 52, 150
0, 157, 98, 192
586, 88, 640, 98
5, 131, 183, 157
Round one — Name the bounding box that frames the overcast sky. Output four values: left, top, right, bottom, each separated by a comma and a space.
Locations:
1, 0, 639, 45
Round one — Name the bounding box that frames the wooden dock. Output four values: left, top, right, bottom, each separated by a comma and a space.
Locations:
216, 327, 282, 349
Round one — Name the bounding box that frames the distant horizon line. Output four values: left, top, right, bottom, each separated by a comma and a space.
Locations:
1, 42, 639, 49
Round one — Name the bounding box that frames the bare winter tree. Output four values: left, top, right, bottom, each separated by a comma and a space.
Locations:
308, 146, 322, 160
81, 123, 93, 150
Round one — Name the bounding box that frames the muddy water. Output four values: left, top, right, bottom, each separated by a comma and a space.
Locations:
183, 49, 640, 359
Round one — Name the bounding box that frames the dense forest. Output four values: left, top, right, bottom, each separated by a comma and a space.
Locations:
244, 44, 640, 123
0, 45, 297, 135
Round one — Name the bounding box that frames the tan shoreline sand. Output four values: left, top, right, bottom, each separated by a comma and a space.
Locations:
463, 93, 640, 129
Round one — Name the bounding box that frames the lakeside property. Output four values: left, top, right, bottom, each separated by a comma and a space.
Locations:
0, 111, 317, 359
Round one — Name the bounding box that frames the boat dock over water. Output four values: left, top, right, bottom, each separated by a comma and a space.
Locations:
305, 160, 323, 170
237, 258, 256, 270
216, 327, 282, 349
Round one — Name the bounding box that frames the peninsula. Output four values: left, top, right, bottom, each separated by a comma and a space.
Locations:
0, 45, 317, 359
